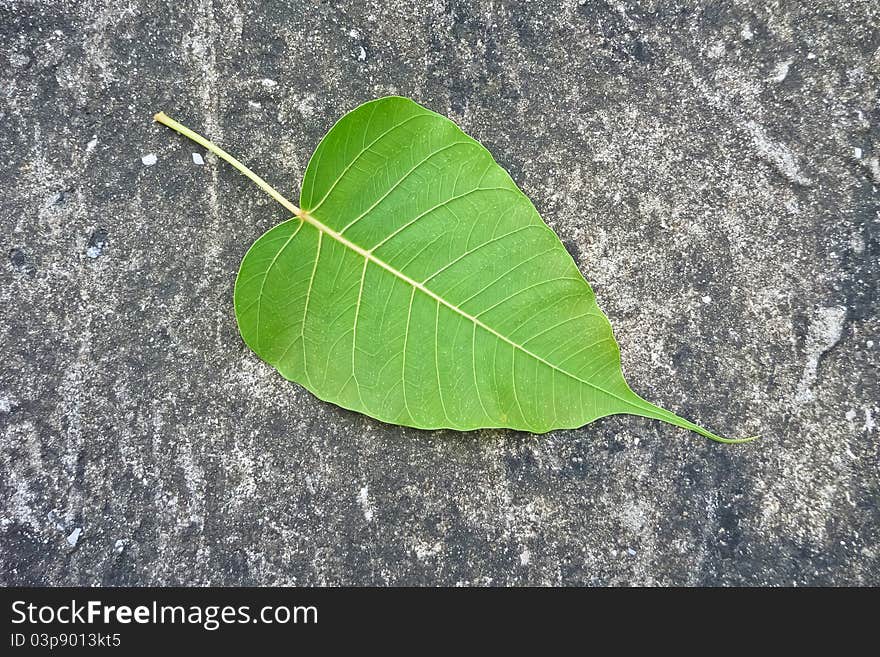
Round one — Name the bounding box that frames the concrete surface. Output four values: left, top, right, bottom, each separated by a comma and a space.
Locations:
1, 0, 878, 586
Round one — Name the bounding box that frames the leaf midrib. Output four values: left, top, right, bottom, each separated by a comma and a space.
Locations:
278, 205, 644, 414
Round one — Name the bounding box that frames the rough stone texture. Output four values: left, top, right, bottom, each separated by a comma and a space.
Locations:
1, 0, 877, 586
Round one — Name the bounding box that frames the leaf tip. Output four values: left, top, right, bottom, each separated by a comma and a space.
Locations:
708, 433, 760, 445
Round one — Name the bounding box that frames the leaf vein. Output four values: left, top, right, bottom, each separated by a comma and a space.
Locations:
337, 141, 475, 234
308, 112, 430, 212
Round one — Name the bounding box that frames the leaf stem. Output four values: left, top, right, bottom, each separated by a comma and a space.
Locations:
153, 112, 307, 221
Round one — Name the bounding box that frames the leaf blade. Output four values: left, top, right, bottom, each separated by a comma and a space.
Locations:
236, 96, 651, 432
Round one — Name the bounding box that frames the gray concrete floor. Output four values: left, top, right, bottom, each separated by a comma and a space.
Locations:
1, 0, 877, 585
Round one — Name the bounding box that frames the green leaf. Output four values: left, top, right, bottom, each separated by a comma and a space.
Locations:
154, 98, 754, 443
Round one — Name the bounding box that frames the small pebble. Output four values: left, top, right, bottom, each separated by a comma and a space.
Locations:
769, 60, 791, 83
701, 295, 712, 304
141, 153, 157, 166
66, 527, 82, 547
192, 152, 204, 165
627, 547, 637, 557
86, 228, 107, 259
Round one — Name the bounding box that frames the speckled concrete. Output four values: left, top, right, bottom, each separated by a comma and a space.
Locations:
1, 0, 877, 586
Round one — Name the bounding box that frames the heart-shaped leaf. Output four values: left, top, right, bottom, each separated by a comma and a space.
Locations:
155, 97, 752, 443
